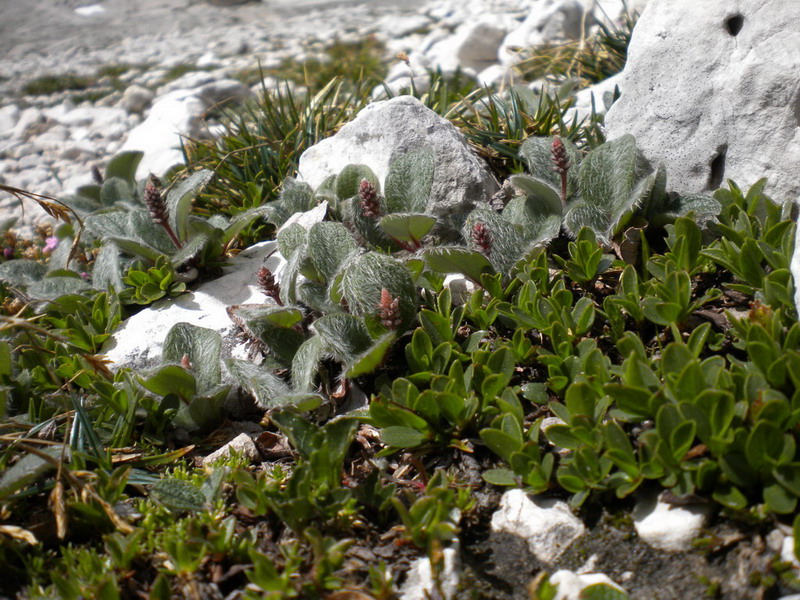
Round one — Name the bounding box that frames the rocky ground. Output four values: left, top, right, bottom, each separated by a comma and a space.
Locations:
0, 0, 433, 227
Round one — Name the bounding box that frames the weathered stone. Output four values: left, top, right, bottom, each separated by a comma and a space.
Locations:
499, 0, 586, 66
490, 489, 585, 562
120, 89, 209, 178
604, 0, 800, 202
118, 84, 155, 114
0, 105, 20, 138
426, 17, 512, 74
399, 546, 459, 600
298, 96, 498, 222
195, 79, 253, 109
202, 433, 260, 466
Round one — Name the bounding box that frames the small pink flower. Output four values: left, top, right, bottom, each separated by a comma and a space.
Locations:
80, 271, 90, 281
43, 236, 59, 254
3, 247, 12, 259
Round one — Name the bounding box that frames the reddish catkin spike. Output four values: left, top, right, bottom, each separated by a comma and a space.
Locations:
551, 136, 570, 207
144, 174, 183, 249
91, 165, 103, 185
257, 266, 283, 306
359, 178, 381, 218
377, 288, 402, 330
472, 222, 492, 256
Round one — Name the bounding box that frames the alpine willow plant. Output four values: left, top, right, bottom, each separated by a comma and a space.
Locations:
0, 151, 273, 305
454, 134, 722, 283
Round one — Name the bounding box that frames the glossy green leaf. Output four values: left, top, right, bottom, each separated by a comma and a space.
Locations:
381, 426, 427, 448
139, 365, 196, 400
379, 213, 437, 244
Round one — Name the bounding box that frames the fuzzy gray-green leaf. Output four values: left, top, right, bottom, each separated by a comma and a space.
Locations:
166, 170, 214, 242
380, 213, 436, 244
292, 335, 326, 392
151, 478, 207, 513
225, 359, 291, 408
506, 176, 563, 245
464, 207, 526, 274
314, 313, 373, 362
339, 252, 418, 332
336, 164, 380, 201
100, 177, 136, 208
277, 223, 308, 261
576, 134, 653, 239
384, 147, 434, 214
307, 221, 358, 282
423, 246, 494, 284
519, 135, 580, 200
104, 150, 143, 184
346, 332, 396, 378
0, 446, 67, 500
163, 323, 222, 394
0, 259, 47, 285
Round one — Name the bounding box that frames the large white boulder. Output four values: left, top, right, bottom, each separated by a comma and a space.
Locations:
604, 0, 800, 202
298, 96, 498, 221
490, 489, 585, 562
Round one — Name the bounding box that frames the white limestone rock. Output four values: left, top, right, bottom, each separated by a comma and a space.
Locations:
564, 71, 623, 122
12, 108, 50, 141
499, 0, 586, 67
399, 546, 459, 600
549, 570, 627, 600
781, 536, 800, 568
633, 492, 714, 552
102, 241, 281, 371
490, 489, 585, 562
0, 105, 20, 138
118, 85, 155, 114
120, 89, 210, 178
604, 0, 800, 202
298, 96, 498, 222
202, 433, 260, 466
443, 273, 477, 305
425, 17, 513, 75
195, 79, 254, 109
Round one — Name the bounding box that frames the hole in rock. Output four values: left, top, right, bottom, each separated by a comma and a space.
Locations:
708, 145, 727, 191
725, 14, 744, 36
795, 93, 800, 128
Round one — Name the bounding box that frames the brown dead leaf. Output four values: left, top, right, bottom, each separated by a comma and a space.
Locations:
49, 480, 68, 539
0, 525, 39, 545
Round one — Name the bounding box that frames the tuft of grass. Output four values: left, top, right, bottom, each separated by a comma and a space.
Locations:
158, 63, 215, 86
182, 76, 373, 245
22, 73, 95, 96
263, 36, 387, 94
513, 11, 637, 89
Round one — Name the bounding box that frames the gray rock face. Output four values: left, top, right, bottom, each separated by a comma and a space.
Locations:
604, 0, 800, 202
298, 96, 498, 220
